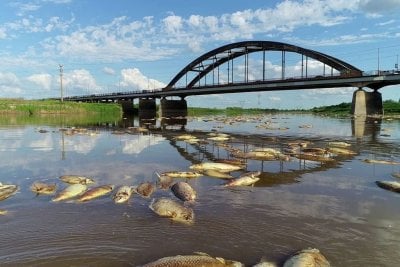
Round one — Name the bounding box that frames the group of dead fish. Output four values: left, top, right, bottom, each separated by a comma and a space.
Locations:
1, 133, 400, 266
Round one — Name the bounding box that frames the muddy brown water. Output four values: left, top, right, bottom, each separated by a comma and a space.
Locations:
0, 114, 399, 266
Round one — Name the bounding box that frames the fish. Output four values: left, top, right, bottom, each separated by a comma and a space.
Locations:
113, 186, 135, 203
328, 141, 351, 148
30, 181, 57, 195
202, 169, 234, 179
175, 134, 197, 140
224, 171, 261, 187
149, 197, 194, 224
155, 172, 174, 189
190, 162, 244, 173
60, 175, 95, 185
52, 184, 87, 202
171, 181, 197, 202
135, 182, 156, 198
215, 158, 246, 166
0, 209, 8, 215
252, 257, 277, 267
293, 153, 334, 163
140, 253, 244, 267
207, 136, 230, 141
283, 248, 330, 267
161, 171, 202, 178
391, 172, 400, 179
0, 184, 19, 201
301, 148, 327, 155
363, 159, 400, 165
77, 184, 114, 202
327, 147, 356, 155
376, 181, 400, 193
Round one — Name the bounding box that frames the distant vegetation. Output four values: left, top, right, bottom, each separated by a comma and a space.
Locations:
0, 99, 122, 116
188, 100, 400, 116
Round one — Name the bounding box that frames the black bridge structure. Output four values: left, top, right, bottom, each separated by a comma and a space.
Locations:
63, 41, 400, 116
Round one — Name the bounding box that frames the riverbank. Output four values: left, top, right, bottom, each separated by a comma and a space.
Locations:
0, 99, 122, 116
188, 100, 400, 117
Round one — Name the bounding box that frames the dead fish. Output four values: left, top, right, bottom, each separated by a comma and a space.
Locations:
224, 171, 261, 187
283, 248, 330, 267
0, 209, 8, 215
52, 184, 87, 202
135, 182, 156, 198
293, 153, 334, 163
155, 172, 174, 189
113, 186, 134, 203
161, 171, 202, 179
149, 197, 194, 224
391, 172, 400, 179
202, 169, 234, 179
207, 136, 230, 141
301, 148, 327, 155
252, 257, 277, 267
171, 181, 197, 202
327, 147, 356, 155
328, 141, 351, 148
175, 134, 197, 140
77, 184, 114, 202
30, 181, 57, 195
140, 253, 244, 267
0, 184, 18, 201
363, 159, 400, 165
60, 175, 94, 185
190, 162, 244, 173
376, 181, 400, 193
215, 158, 246, 166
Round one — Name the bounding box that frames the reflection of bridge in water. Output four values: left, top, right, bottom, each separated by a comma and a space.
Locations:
62, 41, 400, 117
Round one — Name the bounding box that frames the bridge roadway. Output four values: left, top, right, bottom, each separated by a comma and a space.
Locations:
64, 73, 400, 102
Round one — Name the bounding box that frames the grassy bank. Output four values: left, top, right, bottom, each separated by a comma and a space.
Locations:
188, 100, 400, 117
0, 99, 122, 116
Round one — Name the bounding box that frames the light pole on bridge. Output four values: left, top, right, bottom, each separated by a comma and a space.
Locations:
59, 64, 64, 102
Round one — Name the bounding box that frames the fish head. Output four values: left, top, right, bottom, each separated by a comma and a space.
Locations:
84, 178, 95, 184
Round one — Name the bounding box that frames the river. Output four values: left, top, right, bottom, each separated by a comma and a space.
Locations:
0, 113, 399, 266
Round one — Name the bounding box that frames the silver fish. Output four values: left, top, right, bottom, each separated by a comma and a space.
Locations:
60, 175, 94, 185
376, 180, 400, 193
77, 184, 114, 202
190, 162, 244, 173
161, 171, 202, 178
52, 184, 87, 202
113, 185, 135, 203
171, 181, 197, 202
0, 184, 18, 201
149, 197, 194, 224
140, 253, 243, 267
224, 171, 261, 187
283, 248, 330, 267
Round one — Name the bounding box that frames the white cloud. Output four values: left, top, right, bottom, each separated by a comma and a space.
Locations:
63, 69, 101, 93
0, 72, 22, 95
120, 68, 166, 90
103, 67, 115, 75
26, 73, 52, 90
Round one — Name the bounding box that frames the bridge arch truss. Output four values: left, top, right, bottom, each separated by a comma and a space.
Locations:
166, 41, 362, 90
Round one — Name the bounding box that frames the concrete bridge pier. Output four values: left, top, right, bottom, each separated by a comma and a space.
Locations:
160, 97, 188, 118
351, 88, 383, 116
118, 100, 136, 114
138, 98, 157, 119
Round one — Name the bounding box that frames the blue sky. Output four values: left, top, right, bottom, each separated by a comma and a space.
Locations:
0, 0, 400, 109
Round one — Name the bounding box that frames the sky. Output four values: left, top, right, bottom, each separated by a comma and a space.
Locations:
0, 0, 400, 109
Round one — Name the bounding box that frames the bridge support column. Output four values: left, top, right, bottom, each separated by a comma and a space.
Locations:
118, 100, 136, 114
139, 98, 157, 119
351, 88, 383, 116
160, 98, 188, 118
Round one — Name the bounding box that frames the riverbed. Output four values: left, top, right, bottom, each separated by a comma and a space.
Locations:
0, 114, 399, 266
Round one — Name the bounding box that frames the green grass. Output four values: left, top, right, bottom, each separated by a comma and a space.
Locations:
0, 99, 122, 116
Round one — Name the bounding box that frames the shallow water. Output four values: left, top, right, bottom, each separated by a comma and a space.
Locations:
0, 114, 400, 266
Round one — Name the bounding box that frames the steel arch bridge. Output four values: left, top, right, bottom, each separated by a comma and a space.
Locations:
165, 40, 362, 90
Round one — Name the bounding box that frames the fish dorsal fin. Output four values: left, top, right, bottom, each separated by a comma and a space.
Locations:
215, 257, 226, 264
193, 252, 210, 256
